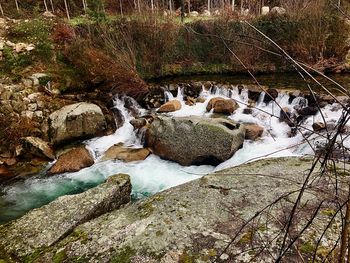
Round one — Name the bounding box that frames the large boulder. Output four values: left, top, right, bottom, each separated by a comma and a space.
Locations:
0, 174, 131, 259
48, 102, 107, 145
157, 100, 182, 113
145, 116, 245, 165
206, 97, 239, 115
101, 143, 151, 162
48, 147, 94, 175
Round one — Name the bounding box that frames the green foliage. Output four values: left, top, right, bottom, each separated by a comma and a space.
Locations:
0, 46, 32, 75
53, 250, 68, 263
86, 0, 107, 22
9, 19, 52, 43
1, 19, 54, 76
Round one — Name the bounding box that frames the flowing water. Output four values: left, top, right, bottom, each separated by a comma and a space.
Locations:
0, 81, 348, 224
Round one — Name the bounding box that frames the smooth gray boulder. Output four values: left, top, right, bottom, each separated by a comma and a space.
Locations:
48, 102, 107, 145
3, 157, 339, 263
0, 174, 131, 259
145, 116, 245, 165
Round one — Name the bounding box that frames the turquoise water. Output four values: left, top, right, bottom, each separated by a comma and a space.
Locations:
0, 157, 213, 224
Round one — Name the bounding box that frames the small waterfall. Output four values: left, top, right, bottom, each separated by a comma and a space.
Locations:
257, 92, 265, 106
164, 90, 174, 101
86, 96, 145, 158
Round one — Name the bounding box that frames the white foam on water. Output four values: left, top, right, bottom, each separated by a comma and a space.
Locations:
85, 97, 145, 158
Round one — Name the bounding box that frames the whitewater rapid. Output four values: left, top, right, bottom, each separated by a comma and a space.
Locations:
0, 84, 347, 223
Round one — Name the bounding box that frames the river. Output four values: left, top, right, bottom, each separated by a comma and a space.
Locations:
0, 73, 349, 224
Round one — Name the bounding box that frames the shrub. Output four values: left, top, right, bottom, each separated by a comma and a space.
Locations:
65, 39, 149, 100
0, 114, 38, 156
52, 23, 76, 45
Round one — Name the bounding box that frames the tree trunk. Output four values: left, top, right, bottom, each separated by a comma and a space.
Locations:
169, 0, 172, 12
43, 0, 49, 12
180, 0, 184, 22
63, 0, 70, 20
207, 0, 210, 12
188, 0, 190, 13
0, 3, 4, 16
49, 0, 55, 12
120, 0, 123, 15
137, 0, 141, 13
14, 0, 19, 11
151, 0, 154, 12
339, 188, 350, 263
231, 0, 235, 11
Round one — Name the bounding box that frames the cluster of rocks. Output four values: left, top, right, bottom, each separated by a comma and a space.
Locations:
0, 73, 59, 122
0, 90, 111, 182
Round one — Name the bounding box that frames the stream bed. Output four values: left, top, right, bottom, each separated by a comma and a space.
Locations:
1, 74, 349, 224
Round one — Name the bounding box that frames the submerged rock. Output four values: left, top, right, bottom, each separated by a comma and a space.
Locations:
0, 173, 131, 259
157, 99, 181, 113
101, 143, 151, 162
48, 146, 94, 175
145, 116, 245, 165
48, 102, 107, 145
206, 97, 239, 115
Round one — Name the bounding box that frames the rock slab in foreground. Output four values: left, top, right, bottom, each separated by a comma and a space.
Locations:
48, 102, 107, 145
0, 173, 131, 259
145, 116, 245, 166
12, 157, 337, 263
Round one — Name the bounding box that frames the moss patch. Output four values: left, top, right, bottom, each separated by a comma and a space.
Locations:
111, 246, 137, 263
